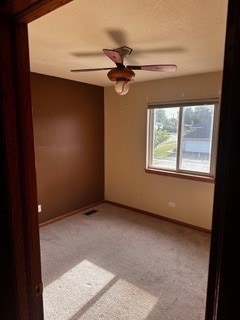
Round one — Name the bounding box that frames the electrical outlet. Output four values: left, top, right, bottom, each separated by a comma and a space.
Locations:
38, 204, 42, 213
168, 202, 175, 207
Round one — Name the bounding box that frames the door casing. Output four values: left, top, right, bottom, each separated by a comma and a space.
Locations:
1, 1, 239, 319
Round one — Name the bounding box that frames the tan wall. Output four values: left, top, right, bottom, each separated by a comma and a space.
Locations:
31, 73, 104, 223
104, 72, 222, 230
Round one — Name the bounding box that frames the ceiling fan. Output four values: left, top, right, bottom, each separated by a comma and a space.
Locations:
71, 46, 177, 95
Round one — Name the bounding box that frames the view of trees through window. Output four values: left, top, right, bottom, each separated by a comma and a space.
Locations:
149, 103, 216, 175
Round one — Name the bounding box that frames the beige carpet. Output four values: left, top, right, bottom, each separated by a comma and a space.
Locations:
40, 203, 210, 320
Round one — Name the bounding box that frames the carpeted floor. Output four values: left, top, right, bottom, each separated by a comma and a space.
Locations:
40, 203, 210, 320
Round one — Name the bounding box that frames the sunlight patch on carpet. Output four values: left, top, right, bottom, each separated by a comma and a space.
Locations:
80, 279, 158, 320
43, 259, 158, 320
43, 260, 115, 320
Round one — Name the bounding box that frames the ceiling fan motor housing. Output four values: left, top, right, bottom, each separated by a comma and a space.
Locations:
107, 68, 135, 82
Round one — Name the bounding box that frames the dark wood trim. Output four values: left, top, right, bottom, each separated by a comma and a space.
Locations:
0, 18, 30, 320
14, 22, 44, 320
39, 201, 104, 228
145, 168, 215, 183
0, 0, 240, 319
105, 200, 211, 233
205, 1, 240, 319
0, 0, 73, 18
16, 0, 73, 23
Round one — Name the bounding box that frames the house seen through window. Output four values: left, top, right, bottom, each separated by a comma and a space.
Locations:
146, 100, 219, 180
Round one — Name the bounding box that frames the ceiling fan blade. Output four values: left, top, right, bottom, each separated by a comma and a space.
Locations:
71, 67, 112, 72
103, 49, 123, 65
127, 64, 177, 72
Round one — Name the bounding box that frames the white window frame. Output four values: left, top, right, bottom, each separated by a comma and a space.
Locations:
146, 99, 220, 181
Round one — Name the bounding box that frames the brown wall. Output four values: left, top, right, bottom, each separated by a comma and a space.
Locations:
31, 73, 104, 223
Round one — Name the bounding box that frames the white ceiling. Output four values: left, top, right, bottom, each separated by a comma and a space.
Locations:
28, 0, 228, 87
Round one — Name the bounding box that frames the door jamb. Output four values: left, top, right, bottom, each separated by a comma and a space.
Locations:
1, 0, 239, 319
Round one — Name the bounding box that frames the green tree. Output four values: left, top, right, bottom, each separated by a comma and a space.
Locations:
192, 106, 211, 125
154, 129, 170, 148
162, 117, 178, 133
155, 109, 166, 127
184, 107, 194, 125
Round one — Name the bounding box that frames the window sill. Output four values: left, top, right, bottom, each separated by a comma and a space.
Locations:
145, 168, 215, 183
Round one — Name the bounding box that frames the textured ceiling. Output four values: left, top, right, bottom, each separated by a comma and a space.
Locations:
28, 0, 228, 87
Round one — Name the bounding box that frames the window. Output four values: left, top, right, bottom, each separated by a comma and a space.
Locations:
146, 100, 219, 180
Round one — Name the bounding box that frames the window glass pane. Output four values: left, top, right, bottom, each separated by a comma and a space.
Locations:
180, 105, 214, 173
152, 107, 179, 170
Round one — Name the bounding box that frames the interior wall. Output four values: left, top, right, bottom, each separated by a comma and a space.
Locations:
104, 72, 222, 230
31, 73, 104, 223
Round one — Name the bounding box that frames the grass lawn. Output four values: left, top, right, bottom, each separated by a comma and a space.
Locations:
154, 141, 176, 159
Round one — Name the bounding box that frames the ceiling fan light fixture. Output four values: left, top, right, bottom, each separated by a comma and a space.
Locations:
107, 67, 135, 82
115, 80, 130, 95
70, 46, 177, 95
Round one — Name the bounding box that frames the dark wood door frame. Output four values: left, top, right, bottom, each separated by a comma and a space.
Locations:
0, 0, 239, 319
